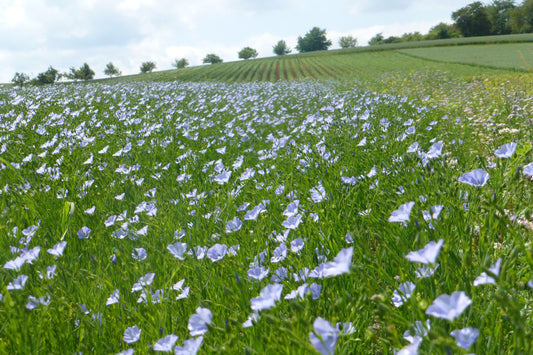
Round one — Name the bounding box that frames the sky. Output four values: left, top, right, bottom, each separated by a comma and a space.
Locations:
0, 0, 476, 83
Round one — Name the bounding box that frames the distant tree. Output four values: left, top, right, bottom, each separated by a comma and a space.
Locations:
273, 40, 291, 55
338, 35, 357, 49
76, 63, 95, 81
104, 62, 121, 77
238, 47, 258, 60
203, 54, 223, 64
172, 58, 189, 69
426, 23, 459, 39
368, 33, 384, 45
400, 32, 424, 42
11, 72, 30, 87
452, 2, 491, 37
140, 61, 156, 73
35, 66, 59, 85
509, 0, 533, 33
63, 63, 95, 81
486, 0, 515, 35
296, 27, 332, 53
382, 36, 402, 44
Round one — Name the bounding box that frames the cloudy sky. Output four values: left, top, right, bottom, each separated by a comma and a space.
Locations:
0, 0, 474, 82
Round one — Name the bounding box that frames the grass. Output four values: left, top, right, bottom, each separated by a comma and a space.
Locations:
2, 35, 533, 354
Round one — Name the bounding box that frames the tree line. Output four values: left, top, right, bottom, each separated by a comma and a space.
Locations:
369, 0, 533, 45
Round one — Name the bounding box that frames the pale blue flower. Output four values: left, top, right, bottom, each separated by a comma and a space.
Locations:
168, 242, 188, 260
251, 283, 283, 311
106, 289, 120, 306
458, 169, 489, 187
450, 327, 479, 349
131, 273, 155, 292
523, 162, 533, 176
7, 274, 29, 290
426, 291, 471, 321
225, 217, 242, 233
207, 244, 227, 262
405, 239, 443, 264
77, 226, 91, 239
309, 317, 338, 355
388, 201, 415, 223
392, 281, 416, 307
247, 266, 269, 281
188, 307, 212, 336
494, 142, 517, 158
123, 325, 141, 344
132, 248, 147, 261
271, 243, 287, 263
174, 336, 203, 355
282, 213, 303, 229
473, 258, 501, 286
153, 334, 178, 352
323, 247, 353, 277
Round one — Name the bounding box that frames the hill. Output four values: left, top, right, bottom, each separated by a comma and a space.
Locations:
98, 33, 533, 84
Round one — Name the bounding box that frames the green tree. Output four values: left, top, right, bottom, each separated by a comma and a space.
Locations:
104, 62, 121, 77
203, 54, 223, 64
509, 0, 533, 33
426, 23, 459, 39
487, 0, 515, 34
172, 58, 189, 69
140, 61, 156, 73
75, 63, 95, 81
452, 1, 492, 37
400, 32, 424, 42
273, 40, 291, 55
11, 72, 30, 87
238, 47, 258, 60
368, 33, 384, 45
35, 66, 59, 85
296, 27, 332, 53
338, 35, 357, 49
64, 63, 95, 81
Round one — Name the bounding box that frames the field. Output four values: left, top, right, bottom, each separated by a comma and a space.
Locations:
400, 43, 533, 71
100, 34, 533, 84
2, 37, 533, 354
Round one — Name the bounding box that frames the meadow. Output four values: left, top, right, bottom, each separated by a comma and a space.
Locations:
2, 39, 533, 354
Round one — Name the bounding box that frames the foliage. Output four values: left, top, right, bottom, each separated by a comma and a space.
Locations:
509, 0, 533, 33
368, 33, 384, 45
486, 0, 516, 35
140, 61, 157, 73
296, 27, 332, 53
426, 23, 460, 40
273, 40, 291, 56
452, 1, 492, 37
338, 35, 357, 49
66, 63, 95, 81
104, 62, 121, 77
203, 53, 223, 64
238, 47, 258, 60
11, 72, 30, 86
34, 66, 59, 85
172, 58, 189, 69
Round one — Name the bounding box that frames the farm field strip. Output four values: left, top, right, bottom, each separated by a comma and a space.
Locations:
399, 43, 533, 71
